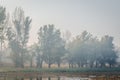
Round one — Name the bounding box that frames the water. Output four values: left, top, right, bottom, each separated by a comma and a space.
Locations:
0, 76, 90, 80
0, 75, 120, 80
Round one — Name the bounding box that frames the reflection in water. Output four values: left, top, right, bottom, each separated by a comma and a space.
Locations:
48, 77, 51, 80
0, 76, 89, 80
1, 76, 120, 80
36, 77, 42, 80
58, 77, 60, 80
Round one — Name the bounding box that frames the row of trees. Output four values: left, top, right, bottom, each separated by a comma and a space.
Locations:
0, 6, 119, 68
66, 31, 117, 68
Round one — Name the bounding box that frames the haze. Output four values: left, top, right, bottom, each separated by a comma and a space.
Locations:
1, 0, 120, 46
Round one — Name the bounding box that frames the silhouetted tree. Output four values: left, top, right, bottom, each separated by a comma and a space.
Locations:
7, 8, 32, 67
99, 35, 117, 67
53, 30, 66, 67
0, 6, 9, 64
38, 24, 65, 68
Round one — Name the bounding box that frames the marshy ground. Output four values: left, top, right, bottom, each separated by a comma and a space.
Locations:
0, 67, 120, 80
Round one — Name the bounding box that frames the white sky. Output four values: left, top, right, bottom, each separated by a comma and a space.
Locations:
0, 0, 120, 46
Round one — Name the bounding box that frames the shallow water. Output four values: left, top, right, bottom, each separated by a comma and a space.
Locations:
0, 75, 120, 80
0, 76, 90, 80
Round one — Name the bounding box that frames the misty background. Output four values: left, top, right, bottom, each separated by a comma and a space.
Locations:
0, 0, 120, 47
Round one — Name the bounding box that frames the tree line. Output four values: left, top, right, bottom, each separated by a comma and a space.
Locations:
0, 6, 119, 68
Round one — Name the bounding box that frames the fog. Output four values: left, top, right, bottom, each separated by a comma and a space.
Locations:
0, 0, 120, 68
0, 0, 120, 46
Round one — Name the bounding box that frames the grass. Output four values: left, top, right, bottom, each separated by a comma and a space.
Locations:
1, 67, 120, 73
0, 67, 120, 77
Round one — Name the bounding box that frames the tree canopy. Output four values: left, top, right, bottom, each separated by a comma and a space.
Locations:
0, 6, 119, 68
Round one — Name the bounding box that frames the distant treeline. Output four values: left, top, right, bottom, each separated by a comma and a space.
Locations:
0, 6, 119, 68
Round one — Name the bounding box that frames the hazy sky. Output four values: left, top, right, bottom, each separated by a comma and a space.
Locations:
0, 0, 120, 46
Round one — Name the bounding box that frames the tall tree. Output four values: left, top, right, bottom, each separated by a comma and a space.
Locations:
66, 31, 92, 68
53, 30, 66, 67
0, 6, 6, 63
35, 44, 43, 68
0, 6, 9, 64
7, 8, 32, 67
28, 44, 37, 67
38, 24, 66, 68
67, 31, 105, 68
99, 35, 117, 67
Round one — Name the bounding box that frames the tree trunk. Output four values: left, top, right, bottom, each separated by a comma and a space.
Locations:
95, 61, 98, 68
58, 77, 60, 80
0, 39, 2, 51
0, 40, 2, 64
71, 63, 73, 68
30, 58, 33, 68
89, 62, 93, 68
20, 53, 24, 68
101, 63, 105, 68
109, 63, 112, 68
36, 61, 39, 68
15, 57, 21, 68
77, 62, 81, 68
81, 63, 84, 68
58, 62, 60, 68
48, 77, 51, 80
48, 63, 51, 68
40, 60, 43, 68
37, 60, 43, 68
69, 63, 71, 68
20, 59, 24, 68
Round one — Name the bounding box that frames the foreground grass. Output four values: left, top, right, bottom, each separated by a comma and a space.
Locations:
1, 67, 120, 73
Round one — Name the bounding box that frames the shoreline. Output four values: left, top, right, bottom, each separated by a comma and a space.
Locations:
0, 67, 120, 77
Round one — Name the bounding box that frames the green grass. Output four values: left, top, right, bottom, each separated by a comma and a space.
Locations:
1, 67, 120, 73
0, 68, 120, 73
